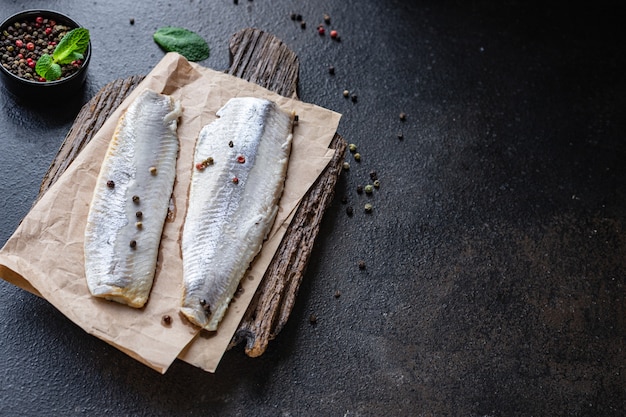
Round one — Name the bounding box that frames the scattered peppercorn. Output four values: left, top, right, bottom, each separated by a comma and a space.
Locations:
346, 206, 354, 216
196, 156, 215, 170
364, 184, 373, 194
328, 65, 335, 75
369, 170, 378, 181
149, 166, 157, 175
200, 299, 211, 314
364, 203, 373, 213
397, 131, 404, 140
317, 25, 325, 35
162, 315, 171, 325
373, 179, 381, 188
300, 21, 306, 29
129, 18, 135, 25
296, 14, 303, 22
358, 260, 366, 270
132, 195, 140, 203
237, 155, 246, 163
129, 240, 137, 249
323, 14, 331, 24
106, 180, 115, 188
356, 185, 363, 194
136, 221, 143, 229
232, 177, 239, 184
136, 211, 143, 218
334, 290, 341, 298
330, 30, 338, 40
399, 112, 407, 121
343, 89, 350, 98
354, 153, 361, 161
290, 13, 296, 20
348, 143, 357, 153
351, 94, 358, 102
309, 314, 317, 324
228, 140, 234, 147
343, 161, 350, 170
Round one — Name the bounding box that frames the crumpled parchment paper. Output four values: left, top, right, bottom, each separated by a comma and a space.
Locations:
0, 53, 341, 373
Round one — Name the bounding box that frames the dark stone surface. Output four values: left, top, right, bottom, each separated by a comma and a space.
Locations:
1, 1, 625, 416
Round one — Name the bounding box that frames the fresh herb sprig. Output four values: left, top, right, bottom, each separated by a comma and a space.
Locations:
153, 27, 210, 62
36, 28, 90, 81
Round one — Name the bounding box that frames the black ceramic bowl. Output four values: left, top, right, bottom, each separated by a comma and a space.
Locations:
0, 9, 91, 100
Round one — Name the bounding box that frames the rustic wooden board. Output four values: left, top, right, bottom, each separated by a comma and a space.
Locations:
37, 28, 346, 358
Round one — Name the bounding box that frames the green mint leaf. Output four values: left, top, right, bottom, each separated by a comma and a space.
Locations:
153, 27, 210, 62
53, 28, 90, 64
35, 54, 62, 81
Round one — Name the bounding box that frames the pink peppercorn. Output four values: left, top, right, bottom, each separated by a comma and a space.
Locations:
330, 30, 338, 39
26, 42, 35, 51
35, 16, 44, 24
15, 39, 23, 48
45, 27, 52, 35
317, 26, 325, 35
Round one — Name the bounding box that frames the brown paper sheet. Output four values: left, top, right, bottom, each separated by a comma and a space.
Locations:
0, 53, 341, 373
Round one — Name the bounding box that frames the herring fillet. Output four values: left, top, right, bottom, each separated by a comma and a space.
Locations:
84, 89, 182, 308
181, 97, 294, 331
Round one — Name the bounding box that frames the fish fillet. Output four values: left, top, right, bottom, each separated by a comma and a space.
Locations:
181, 97, 294, 330
84, 89, 182, 307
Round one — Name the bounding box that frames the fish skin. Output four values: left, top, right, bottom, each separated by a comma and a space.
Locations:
84, 89, 182, 308
181, 97, 294, 331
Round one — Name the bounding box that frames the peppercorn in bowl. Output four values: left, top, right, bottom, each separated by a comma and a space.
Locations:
0, 9, 91, 100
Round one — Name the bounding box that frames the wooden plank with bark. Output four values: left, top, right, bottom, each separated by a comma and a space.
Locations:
36, 28, 346, 358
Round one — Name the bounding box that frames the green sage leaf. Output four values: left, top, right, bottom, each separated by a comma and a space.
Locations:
35, 54, 62, 81
53, 28, 90, 64
153, 27, 210, 62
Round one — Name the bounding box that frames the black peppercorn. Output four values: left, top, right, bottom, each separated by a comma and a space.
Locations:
136, 211, 143, 218
106, 180, 115, 188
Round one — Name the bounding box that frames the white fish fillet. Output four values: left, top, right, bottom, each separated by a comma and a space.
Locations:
84, 89, 182, 308
181, 97, 294, 330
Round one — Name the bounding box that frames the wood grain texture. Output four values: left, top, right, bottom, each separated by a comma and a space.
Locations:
36, 28, 346, 357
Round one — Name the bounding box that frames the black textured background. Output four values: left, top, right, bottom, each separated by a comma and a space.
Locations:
1, 1, 625, 416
